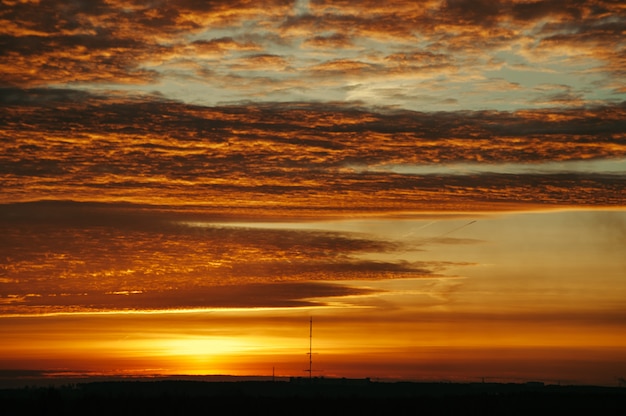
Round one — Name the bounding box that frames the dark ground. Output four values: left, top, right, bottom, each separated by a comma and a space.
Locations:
1, 379, 625, 415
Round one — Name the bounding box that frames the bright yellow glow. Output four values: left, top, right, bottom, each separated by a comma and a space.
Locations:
141, 336, 252, 375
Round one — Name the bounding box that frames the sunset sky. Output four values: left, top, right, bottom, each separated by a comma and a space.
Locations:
1, 0, 625, 386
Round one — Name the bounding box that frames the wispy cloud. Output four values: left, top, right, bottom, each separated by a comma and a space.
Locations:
1, 200, 473, 314
0, 282, 381, 314
1, 89, 624, 213
1, 0, 623, 109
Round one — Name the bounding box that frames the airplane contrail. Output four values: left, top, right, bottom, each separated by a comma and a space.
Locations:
399, 220, 438, 239
438, 220, 476, 238
417, 220, 477, 244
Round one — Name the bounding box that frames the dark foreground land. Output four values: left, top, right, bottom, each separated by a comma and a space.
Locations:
1, 378, 625, 416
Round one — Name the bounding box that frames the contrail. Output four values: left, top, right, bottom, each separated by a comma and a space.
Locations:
440, 220, 476, 238
399, 220, 438, 239
417, 220, 477, 244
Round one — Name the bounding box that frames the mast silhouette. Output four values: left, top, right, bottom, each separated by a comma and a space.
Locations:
307, 316, 312, 380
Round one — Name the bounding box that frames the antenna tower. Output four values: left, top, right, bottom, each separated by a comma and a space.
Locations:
306, 316, 313, 379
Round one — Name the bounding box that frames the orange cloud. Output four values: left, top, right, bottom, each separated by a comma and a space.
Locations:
302, 33, 353, 49
1, 90, 625, 214
229, 54, 292, 71
0, 199, 474, 315
1, 0, 622, 111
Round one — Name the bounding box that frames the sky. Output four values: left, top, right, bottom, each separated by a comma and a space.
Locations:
1, 0, 625, 386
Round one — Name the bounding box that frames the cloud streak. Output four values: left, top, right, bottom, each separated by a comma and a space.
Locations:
1, 90, 624, 215
0, 0, 623, 109
0, 282, 380, 315
0, 201, 472, 315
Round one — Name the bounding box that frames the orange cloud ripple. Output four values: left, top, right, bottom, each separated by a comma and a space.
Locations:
1, 91, 624, 212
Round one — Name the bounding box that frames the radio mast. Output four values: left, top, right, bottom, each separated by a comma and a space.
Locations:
306, 317, 312, 379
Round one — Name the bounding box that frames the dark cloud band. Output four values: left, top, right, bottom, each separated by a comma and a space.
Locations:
1, 89, 625, 213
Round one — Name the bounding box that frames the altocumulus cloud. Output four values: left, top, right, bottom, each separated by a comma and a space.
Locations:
1, 1, 624, 108
1, 89, 625, 214
0, 201, 470, 314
